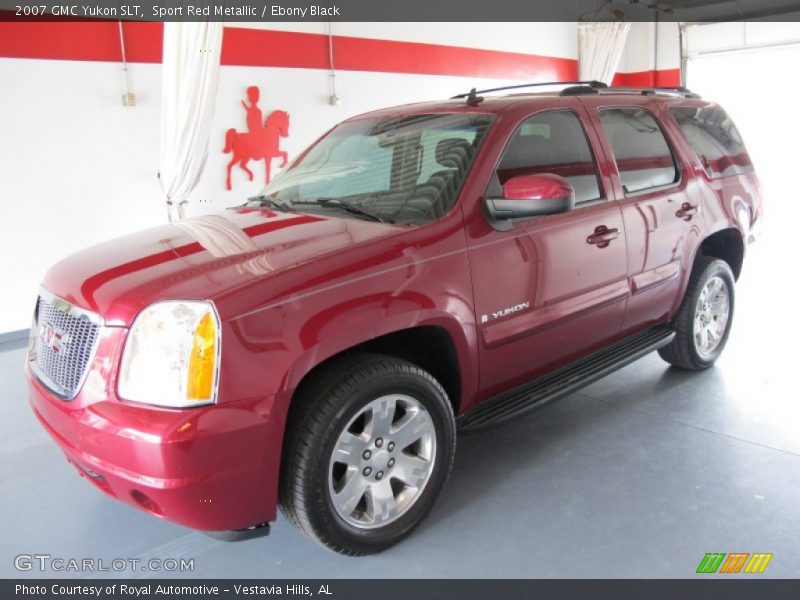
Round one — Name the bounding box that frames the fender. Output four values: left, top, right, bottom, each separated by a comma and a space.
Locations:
219, 226, 480, 415
283, 308, 480, 413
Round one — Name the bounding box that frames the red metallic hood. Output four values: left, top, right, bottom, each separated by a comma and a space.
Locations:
42, 209, 401, 326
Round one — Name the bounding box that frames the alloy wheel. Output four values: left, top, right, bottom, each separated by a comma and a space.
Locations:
693, 274, 731, 360
327, 394, 436, 529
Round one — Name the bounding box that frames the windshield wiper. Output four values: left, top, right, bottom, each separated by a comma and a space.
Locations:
292, 198, 393, 224
246, 195, 290, 212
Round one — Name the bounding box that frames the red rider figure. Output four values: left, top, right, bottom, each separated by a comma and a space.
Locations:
241, 86, 264, 145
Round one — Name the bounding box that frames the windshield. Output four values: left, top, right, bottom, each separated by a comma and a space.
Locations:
249, 113, 494, 225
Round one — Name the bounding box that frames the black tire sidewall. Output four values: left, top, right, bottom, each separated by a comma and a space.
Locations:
685, 259, 736, 368
304, 366, 455, 552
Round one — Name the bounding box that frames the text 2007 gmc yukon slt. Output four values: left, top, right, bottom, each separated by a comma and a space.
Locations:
27, 82, 761, 555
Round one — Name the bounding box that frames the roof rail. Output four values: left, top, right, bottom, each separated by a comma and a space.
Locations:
560, 84, 603, 96
451, 80, 608, 100
561, 85, 701, 99
451, 81, 701, 103
642, 86, 701, 99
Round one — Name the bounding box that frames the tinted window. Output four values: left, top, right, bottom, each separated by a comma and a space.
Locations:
496, 111, 601, 204
257, 113, 493, 225
599, 108, 679, 194
669, 105, 753, 179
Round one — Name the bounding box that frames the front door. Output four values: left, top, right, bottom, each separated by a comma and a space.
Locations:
466, 107, 629, 399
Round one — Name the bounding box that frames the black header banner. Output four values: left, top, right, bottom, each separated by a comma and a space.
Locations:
2, 0, 800, 22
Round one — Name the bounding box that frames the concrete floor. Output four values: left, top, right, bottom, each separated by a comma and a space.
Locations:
2, 240, 799, 579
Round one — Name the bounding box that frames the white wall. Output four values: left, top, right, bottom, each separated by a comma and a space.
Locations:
0, 58, 165, 333
0, 22, 578, 333
617, 21, 680, 74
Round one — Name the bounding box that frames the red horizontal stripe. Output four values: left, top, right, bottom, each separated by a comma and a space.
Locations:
612, 69, 681, 88
222, 27, 577, 80
0, 20, 162, 62
0, 20, 676, 86
0, 19, 577, 80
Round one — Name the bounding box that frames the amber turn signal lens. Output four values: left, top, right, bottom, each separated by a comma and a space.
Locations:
187, 312, 217, 401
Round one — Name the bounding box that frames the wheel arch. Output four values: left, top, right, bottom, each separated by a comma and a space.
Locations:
696, 227, 745, 280
287, 322, 467, 417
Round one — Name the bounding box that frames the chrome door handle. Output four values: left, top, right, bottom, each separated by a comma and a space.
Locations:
586, 226, 620, 248
676, 203, 698, 221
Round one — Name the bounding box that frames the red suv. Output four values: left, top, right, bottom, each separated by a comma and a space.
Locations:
27, 81, 761, 555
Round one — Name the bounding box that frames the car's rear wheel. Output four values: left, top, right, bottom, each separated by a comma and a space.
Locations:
279, 354, 456, 555
659, 256, 735, 370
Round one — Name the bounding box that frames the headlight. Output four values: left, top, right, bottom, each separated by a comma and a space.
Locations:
118, 300, 220, 408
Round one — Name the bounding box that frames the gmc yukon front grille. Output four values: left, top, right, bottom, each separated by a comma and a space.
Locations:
30, 291, 102, 399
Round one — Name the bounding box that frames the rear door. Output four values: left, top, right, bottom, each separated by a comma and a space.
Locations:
581, 97, 701, 333
466, 105, 628, 399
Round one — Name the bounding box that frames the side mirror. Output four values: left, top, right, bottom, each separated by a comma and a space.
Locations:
485, 173, 575, 221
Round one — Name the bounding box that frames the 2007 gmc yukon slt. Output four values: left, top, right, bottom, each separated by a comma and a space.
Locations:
27, 82, 761, 555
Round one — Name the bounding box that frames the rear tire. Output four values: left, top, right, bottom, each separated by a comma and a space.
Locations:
279, 354, 456, 556
658, 256, 735, 370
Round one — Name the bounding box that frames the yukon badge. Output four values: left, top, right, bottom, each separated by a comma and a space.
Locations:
481, 301, 531, 324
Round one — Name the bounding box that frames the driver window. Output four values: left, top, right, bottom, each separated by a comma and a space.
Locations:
496, 111, 602, 204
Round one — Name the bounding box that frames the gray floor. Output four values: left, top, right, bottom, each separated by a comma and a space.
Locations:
2, 240, 799, 578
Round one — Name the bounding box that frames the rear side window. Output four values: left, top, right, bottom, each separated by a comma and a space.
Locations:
599, 108, 679, 194
496, 110, 602, 204
669, 105, 753, 179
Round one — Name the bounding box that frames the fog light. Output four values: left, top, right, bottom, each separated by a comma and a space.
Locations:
130, 490, 163, 516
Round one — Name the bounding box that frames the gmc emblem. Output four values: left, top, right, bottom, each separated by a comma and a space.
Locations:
38, 322, 68, 355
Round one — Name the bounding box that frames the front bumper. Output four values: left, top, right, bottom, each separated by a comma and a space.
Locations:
27, 359, 282, 532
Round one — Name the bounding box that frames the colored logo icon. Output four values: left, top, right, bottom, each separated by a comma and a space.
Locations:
696, 552, 773, 574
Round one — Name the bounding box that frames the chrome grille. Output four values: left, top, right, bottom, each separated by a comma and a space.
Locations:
31, 291, 102, 399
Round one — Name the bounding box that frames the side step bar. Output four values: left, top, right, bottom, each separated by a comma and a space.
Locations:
458, 325, 675, 432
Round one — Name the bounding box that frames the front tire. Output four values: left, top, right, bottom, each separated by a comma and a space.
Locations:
279, 354, 456, 556
659, 256, 735, 370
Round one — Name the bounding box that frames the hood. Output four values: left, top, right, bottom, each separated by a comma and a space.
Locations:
41, 208, 401, 326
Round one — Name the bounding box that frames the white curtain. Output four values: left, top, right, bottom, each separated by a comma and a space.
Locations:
160, 23, 223, 222
578, 22, 631, 85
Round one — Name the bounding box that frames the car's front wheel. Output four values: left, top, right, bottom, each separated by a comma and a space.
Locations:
279, 354, 456, 555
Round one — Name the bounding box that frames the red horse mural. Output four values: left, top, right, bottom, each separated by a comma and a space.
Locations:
224, 86, 290, 190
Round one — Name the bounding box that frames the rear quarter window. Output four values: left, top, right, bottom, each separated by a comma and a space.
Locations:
669, 105, 753, 179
